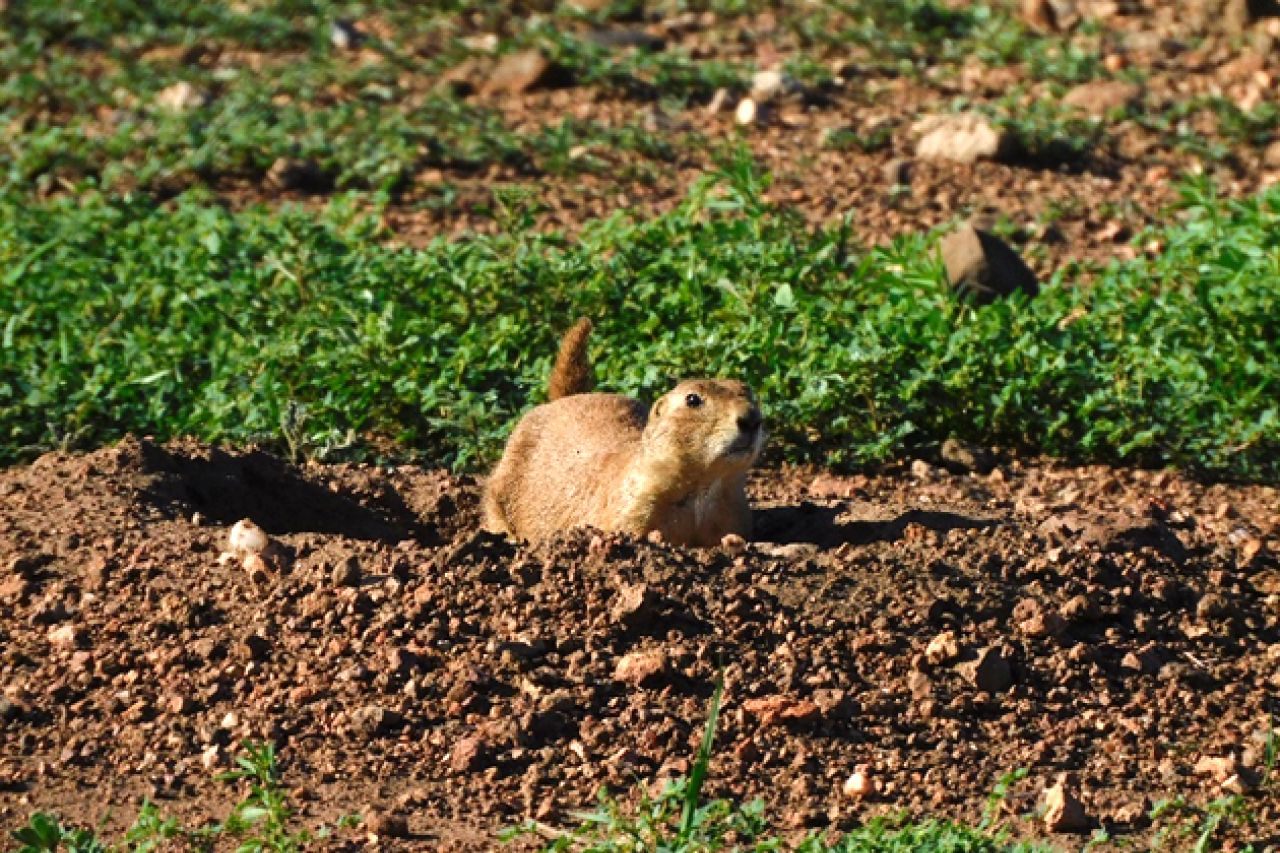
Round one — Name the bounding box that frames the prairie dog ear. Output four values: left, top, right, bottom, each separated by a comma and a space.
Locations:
651, 396, 668, 420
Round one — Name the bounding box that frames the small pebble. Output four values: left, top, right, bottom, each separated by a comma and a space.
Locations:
842, 768, 873, 798
228, 519, 269, 555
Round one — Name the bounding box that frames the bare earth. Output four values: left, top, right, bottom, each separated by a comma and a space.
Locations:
1, 437, 1277, 848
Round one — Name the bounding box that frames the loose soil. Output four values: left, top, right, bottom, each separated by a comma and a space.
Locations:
243, 1, 1280, 280
2, 437, 1277, 849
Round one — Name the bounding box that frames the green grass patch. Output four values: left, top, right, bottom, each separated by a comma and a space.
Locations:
785, 1, 1100, 84
0, 0, 708, 196
0, 52, 683, 195
2, 163, 1278, 478
10, 709, 1046, 853
509, 789, 1054, 852
8, 741, 357, 852
505, 680, 1055, 852
1136, 95, 1280, 163
0, 0, 1137, 198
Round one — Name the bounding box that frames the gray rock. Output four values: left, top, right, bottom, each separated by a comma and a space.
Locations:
330, 20, 363, 50
1062, 80, 1142, 116
913, 113, 1012, 164
940, 224, 1040, 304
749, 69, 794, 103
939, 438, 994, 474
331, 555, 361, 588
483, 50, 562, 96
351, 704, 403, 737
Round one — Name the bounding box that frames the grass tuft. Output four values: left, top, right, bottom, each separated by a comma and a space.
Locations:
7, 741, 356, 853
504, 676, 1055, 852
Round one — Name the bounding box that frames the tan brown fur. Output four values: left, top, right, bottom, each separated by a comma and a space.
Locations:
547, 317, 595, 401
483, 325, 764, 547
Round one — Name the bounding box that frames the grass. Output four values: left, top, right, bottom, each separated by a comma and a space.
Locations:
1146, 716, 1278, 852
5, 0, 1263, 230
8, 742, 357, 852
504, 680, 1056, 852
2, 158, 1278, 478
5, 0, 1226, 201
1135, 95, 1280, 163
0, 0, 717, 197
501, 695, 1277, 851
0, 53, 685, 195
783, 1, 1103, 85
8, 698, 1053, 853
7, 701, 1052, 853
1149, 794, 1261, 853
11, 701, 1275, 853
951, 94, 1111, 167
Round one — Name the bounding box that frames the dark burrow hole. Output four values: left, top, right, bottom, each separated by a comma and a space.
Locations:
133, 441, 434, 542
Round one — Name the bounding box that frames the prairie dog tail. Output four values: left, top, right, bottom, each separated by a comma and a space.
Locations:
547, 317, 595, 401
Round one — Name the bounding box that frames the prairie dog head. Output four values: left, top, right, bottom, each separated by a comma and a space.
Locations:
641, 379, 764, 479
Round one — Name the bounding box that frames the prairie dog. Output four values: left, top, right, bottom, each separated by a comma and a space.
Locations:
482, 320, 764, 546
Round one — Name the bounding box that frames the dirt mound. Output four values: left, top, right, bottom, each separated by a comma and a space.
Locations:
1, 440, 1277, 848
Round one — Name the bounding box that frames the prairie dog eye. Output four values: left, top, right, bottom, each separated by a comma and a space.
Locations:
684, 393, 703, 408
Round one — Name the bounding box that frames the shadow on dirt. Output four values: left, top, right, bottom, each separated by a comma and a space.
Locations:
754, 501, 997, 548
131, 440, 427, 541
